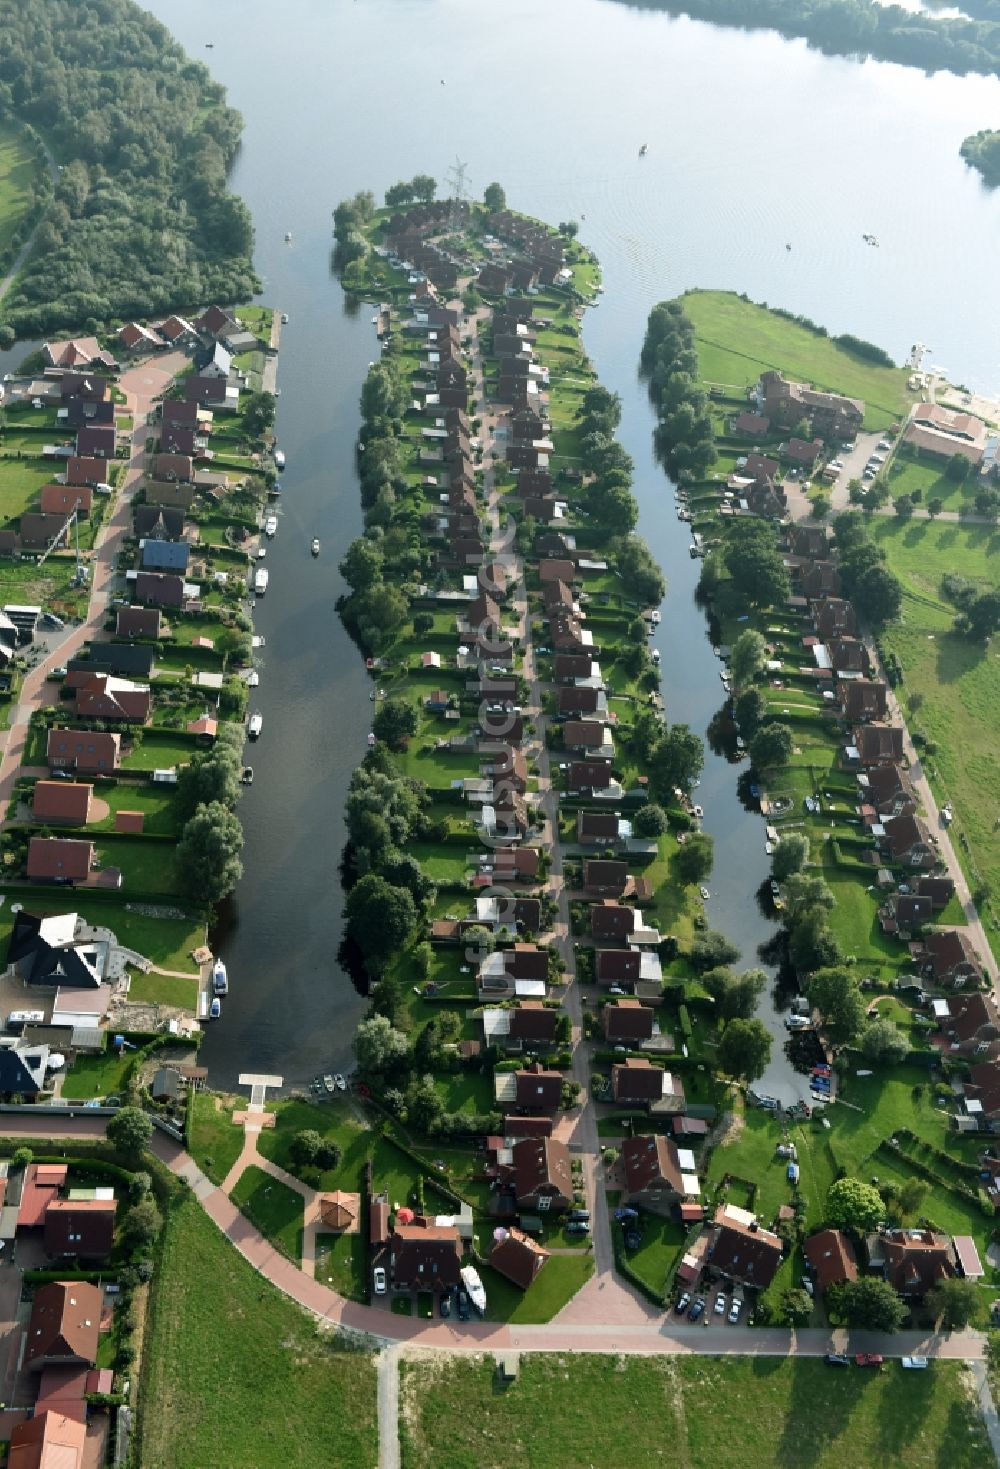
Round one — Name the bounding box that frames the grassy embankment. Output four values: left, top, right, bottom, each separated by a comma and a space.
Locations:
138, 1196, 377, 1469
0, 121, 42, 266
398, 1353, 990, 1469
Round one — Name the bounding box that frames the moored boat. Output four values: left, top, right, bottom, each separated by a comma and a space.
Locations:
208, 997, 221, 1020
274, 448, 286, 470
254, 567, 269, 595
264, 515, 278, 537
241, 765, 254, 785
311, 537, 320, 556
248, 711, 263, 740
213, 958, 229, 996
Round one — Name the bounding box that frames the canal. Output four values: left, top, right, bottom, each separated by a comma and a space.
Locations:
142, 0, 1000, 1092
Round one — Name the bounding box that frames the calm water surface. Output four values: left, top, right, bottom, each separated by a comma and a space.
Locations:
145, 0, 1000, 1095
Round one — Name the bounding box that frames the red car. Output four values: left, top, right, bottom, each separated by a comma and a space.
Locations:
855, 1353, 884, 1368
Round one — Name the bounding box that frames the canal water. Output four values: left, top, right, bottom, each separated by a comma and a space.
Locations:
135, 0, 1000, 1092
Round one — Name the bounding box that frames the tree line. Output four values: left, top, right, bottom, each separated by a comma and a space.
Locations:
0, 0, 258, 341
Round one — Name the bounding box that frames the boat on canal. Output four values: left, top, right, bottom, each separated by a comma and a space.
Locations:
241, 765, 254, 785
248, 711, 263, 740
213, 959, 229, 996
264, 515, 278, 537
274, 448, 286, 470
254, 567, 269, 595
208, 997, 222, 1020
311, 537, 320, 556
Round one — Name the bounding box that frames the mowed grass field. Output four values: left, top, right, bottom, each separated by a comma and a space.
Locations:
138, 1197, 377, 1469
872, 517, 1000, 955
683, 289, 915, 429
0, 123, 40, 262
398, 1353, 989, 1469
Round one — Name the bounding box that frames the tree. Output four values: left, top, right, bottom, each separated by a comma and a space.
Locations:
925, 1276, 979, 1330
772, 832, 809, 882
729, 630, 768, 690
976, 487, 1000, 521
826, 1176, 885, 1233
121, 1197, 162, 1250
372, 698, 418, 750
946, 452, 971, 482
290, 1129, 342, 1170
690, 931, 740, 972
353, 1014, 410, 1076
381, 850, 436, 909
851, 564, 904, 628
107, 1106, 153, 1158
893, 493, 914, 519
589, 481, 638, 535
675, 831, 714, 885
611, 536, 666, 606
339, 537, 384, 593
788, 908, 841, 973
861, 1018, 910, 1066
406, 1073, 444, 1133
734, 688, 767, 740
807, 967, 867, 1042
966, 590, 1000, 641
749, 723, 794, 772
648, 723, 704, 800
558, 219, 579, 238
410, 174, 437, 203
718, 1019, 772, 1082
725, 521, 790, 607
129, 1171, 152, 1198
176, 745, 242, 818
828, 1276, 907, 1331
177, 801, 244, 904
384, 180, 413, 207
242, 390, 276, 439
927, 496, 943, 517
344, 875, 417, 968
483, 181, 506, 212
633, 803, 669, 837
703, 966, 767, 1022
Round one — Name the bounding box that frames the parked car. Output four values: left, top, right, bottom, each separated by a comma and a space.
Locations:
855, 1353, 883, 1368
568, 1209, 590, 1222
825, 1353, 851, 1367
565, 1220, 590, 1235
675, 1291, 692, 1315
902, 1356, 929, 1369
373, 1266, 387, 1295
457, 1291, 470, 1321
728, 1298, 743, 1324
713, 1292, 727, 1315
687, 1296, 706, 1321
439, 1292, 451, 1319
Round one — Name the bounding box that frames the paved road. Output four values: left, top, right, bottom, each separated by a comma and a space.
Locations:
377, 1346, 401, 1469
0, 351, 188, 825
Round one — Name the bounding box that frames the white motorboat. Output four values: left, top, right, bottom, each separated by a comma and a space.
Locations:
241, 766, 253, 785
212, 958, 229, 996
699, 886, 710, 901
281, 312, 289, 324
247, 670, 259, 687
650, 609, 661, 624
311, 537, 320, 557
256, 547, 266, 560
274, 448, 286, 470
264, 515, 278, 537
460, 1265, 487, 1314
651, 648, 660, 664
248, 711, 263, 739
254, 567, 269, 595
208, 997, 221, 1020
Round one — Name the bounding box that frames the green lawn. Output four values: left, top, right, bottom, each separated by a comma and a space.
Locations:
873, 517, 1000, 958
229, 1164, 304, 1260
127, 970, 199, 1010
0, 124, 39, 259
188, 1092, 245, 1186
399, 1354, 988, 1469
478, 1253, 594, 1324
137, 1196, 377, 1469
60, 1045, 132, 1100
89, 780, 182, 836
120, 732, 199, 772
315, 1230, 367, 1301
683, 289, 915, 430
94, 835, 180, 897
618, 1209, 687, 1296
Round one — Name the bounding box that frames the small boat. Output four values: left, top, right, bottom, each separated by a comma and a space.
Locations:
247, 670, 259, 687
699, 886, 710, 901
333, 1073, 347, 1092
241, 766, 254, 785
274, 448, 286, 470
248, 711, 263, 740
205, 41, 214, 48
785, 243, 791, 251
264, 515, 278, 537
254, 567, 269, 595
208, 997, 221, 1020
692, 805, 704, 819
212, 959, 228, 996
281, 312, 289, 324
323, 1074, 336, 1094
765, 841, 774, 855
689, 543, 699, 557
650, 609, 661, 624
367, 732, 376, 748
651, 648, 660, 664
284, 231, 292, 243
256, 547, 266, 560
639, 143, 648, 156
268, 481, 281, 497
311, 537, 320, 557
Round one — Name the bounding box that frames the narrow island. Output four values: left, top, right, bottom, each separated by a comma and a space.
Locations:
961, 128, 1000, 187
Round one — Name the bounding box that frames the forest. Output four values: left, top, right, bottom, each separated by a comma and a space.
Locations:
622, 0, 1000, 80
961, 128, 1000, 185
0, 0, 258, 343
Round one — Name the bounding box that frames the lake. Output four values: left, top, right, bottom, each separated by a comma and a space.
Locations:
145, 0, 1000, 1095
